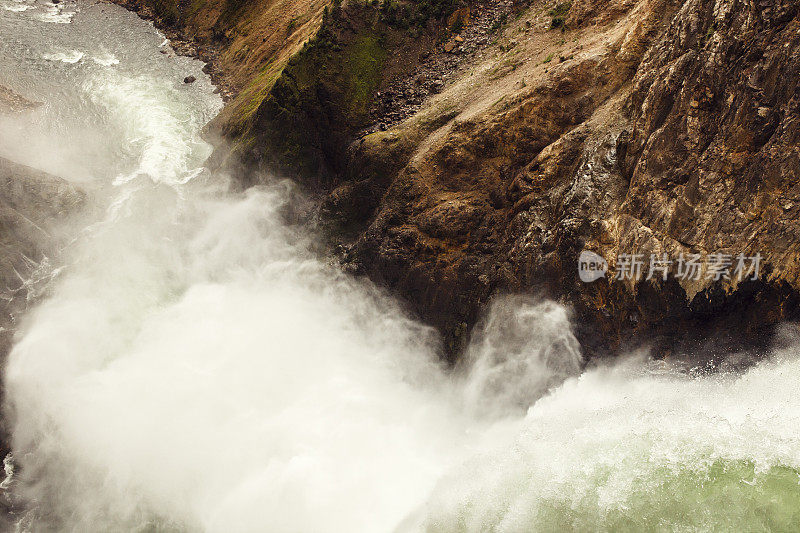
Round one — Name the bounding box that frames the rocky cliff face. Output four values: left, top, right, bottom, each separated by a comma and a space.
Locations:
128, 0, 800, 361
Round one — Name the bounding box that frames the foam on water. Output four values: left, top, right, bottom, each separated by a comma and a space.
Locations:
35, 4, 75, 23
83, 70, 215, 187
3, 51, 584, 529
412, 343, 800, 531
91, 52, 119, 67
1, 2, 31, 13
42, 48, 84, 64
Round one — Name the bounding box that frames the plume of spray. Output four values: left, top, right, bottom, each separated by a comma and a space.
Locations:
5, 4, 800, 531
458, 297, 583, 419
3, 176, 585, 531
1, 43, 585, 530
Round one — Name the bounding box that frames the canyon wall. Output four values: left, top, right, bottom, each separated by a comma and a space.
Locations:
127, 0, 800, 360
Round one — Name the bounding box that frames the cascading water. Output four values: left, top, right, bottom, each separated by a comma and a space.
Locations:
1, 2, 799, 532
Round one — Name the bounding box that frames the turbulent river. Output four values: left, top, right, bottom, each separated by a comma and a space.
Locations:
1, 1, 800, 532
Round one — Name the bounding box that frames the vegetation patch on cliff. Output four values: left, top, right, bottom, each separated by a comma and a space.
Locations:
229, 1, 463, 183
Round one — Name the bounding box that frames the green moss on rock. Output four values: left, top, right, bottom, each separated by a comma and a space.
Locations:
145, 0, 180, 24
342, 34, 387, 118
238, 8, 390, 184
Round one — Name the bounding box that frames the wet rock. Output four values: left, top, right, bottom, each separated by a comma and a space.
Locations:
329, 0, 800, 361
132, 0, 800, 362
0, 156, 84, 361
0, 85, 41, 114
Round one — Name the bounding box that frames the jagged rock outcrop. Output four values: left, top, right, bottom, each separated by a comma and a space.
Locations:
121, 0, 800, 361
321, 0, 800, 359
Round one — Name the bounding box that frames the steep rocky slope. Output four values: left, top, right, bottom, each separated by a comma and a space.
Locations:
337, 0, 800, 360
124, 0, 800, 361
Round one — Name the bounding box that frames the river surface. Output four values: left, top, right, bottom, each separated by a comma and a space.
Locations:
1, 1, 800, 532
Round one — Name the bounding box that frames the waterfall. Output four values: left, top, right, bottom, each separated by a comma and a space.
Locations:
1, 1, 799, 532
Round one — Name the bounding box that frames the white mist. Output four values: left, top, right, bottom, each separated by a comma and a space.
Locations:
4, 3, 800, 533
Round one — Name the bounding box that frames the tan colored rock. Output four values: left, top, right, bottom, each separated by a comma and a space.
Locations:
337, 0, 800, 358
122, 0, 800, 360
0, 85, 41, 113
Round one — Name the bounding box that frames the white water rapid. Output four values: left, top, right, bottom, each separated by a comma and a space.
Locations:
1, 2, 799, 532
